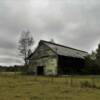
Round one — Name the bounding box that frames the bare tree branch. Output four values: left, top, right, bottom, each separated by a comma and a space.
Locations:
18, 30, 34, 65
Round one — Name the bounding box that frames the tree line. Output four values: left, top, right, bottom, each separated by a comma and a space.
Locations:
0, 65, 25, 72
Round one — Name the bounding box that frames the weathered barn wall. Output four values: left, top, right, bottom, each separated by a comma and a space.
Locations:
44, 57, 57, 75
29, 42, 58, 75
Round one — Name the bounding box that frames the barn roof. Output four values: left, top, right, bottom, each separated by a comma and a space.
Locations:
41, 40, 88, 59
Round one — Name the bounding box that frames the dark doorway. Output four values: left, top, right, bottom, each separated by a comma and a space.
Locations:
58, 55, 85, 75
37, 66, 44, 75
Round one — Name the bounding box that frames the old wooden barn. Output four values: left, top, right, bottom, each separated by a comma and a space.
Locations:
28, 40, 88, 75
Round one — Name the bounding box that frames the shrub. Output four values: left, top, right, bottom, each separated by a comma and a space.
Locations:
80, 81, 92, 88
80, 80, 100, 89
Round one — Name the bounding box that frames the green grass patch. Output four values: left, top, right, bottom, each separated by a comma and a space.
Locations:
0, 72, 100, 100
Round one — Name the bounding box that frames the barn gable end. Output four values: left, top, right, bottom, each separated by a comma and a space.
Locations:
28, 41, 58, 75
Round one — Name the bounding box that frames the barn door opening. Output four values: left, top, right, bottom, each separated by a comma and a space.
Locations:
37, 66, 44, 75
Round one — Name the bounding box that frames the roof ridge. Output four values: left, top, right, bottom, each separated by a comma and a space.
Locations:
40, 40, 88, 53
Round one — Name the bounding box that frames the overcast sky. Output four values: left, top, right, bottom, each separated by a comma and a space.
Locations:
0, 0, 100, 66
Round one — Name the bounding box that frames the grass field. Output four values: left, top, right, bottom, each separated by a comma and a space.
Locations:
0, 72, 100, 100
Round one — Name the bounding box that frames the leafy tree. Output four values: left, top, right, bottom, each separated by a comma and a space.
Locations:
84, 44, 100, 74
84, 55, 99, 74
90, 51, 96, 60
18, 30, 34, 66
96, 43, 100, 67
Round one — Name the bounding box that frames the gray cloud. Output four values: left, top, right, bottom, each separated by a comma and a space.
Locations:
0, 0, 100, 65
